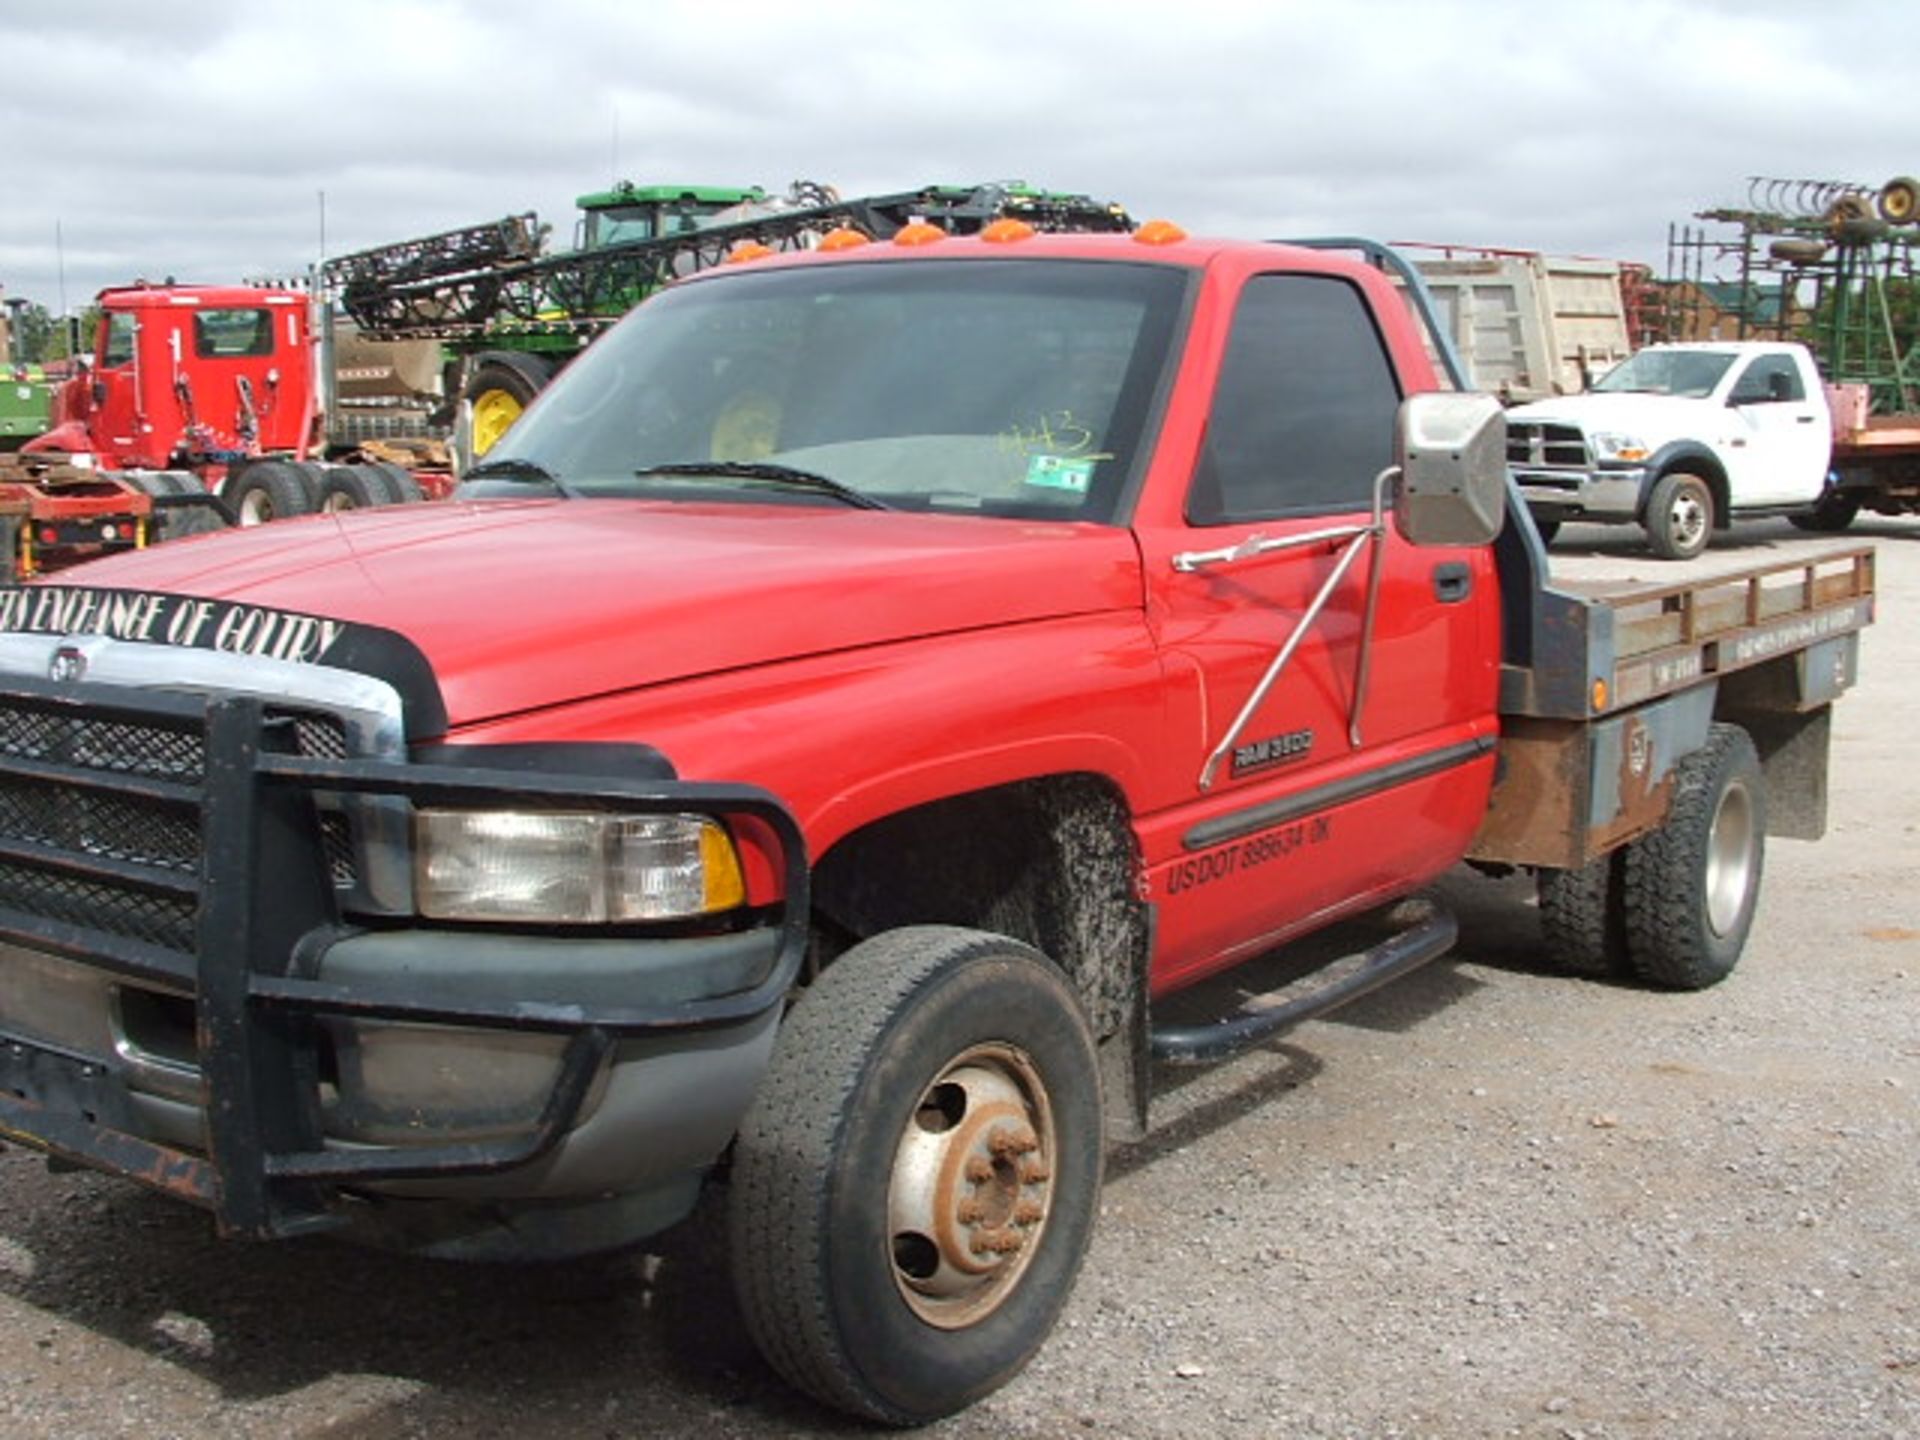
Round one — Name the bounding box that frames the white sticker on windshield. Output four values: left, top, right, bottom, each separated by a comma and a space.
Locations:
1025, 455, 1095, 493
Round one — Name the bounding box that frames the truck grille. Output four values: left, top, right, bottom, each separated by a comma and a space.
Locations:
0, 696, 356, 958
1507, 422, 1588, 468
0, 856, 199, 952
0, 706, 205, 781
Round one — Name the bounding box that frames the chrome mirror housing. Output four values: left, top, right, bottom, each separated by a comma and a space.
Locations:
1392, 392, 1508, 547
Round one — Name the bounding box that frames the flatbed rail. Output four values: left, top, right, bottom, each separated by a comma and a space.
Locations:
1502, 546, 1876, 719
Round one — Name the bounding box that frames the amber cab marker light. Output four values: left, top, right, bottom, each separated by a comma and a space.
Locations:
892, 220, 946, 247
726, 241, 776, 264
1133, 219, 1188, 246
818, 228, 870, 252
979, 218, 1037, 244
1591, 678, 1610, 712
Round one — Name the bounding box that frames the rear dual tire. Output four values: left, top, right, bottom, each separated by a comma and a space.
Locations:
227, 459, 421, 524
1536, 723, 1764, 989
226, 460, 313, 525
317, 462, 422, 512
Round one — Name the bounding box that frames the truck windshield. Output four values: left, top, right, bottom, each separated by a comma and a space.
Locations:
486, 258, 1187, 524
1591, 349, 1735, 400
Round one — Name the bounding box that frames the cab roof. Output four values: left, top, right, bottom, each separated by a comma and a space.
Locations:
96, 283, 306, 310
690, 227, 1344, 279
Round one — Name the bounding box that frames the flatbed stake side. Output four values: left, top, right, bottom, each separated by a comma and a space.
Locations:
0, 231, 1874, 1425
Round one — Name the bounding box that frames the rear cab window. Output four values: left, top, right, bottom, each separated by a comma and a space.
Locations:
194, 309, 275, 359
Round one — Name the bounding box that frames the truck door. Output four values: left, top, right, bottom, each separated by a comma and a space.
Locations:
1722, 351, 1831, 505
1132, 269, 1500, 991
187, 302, 310, 455
89, 308, 147, 464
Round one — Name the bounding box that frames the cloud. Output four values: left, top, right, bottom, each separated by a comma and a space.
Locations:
1, 0, 1912, 311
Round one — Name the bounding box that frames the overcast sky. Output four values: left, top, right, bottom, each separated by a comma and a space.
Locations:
1, 0, 1913, 313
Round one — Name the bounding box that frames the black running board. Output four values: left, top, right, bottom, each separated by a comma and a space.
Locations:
1148, 904, 1458, 1066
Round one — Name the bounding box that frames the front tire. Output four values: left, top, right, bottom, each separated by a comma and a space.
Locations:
729, 926, 1102, 1425
1621, 724, 1765, 989
1645, 471, 1713, 560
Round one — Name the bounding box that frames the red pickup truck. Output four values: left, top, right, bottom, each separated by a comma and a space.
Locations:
0, 227, 1873, 1424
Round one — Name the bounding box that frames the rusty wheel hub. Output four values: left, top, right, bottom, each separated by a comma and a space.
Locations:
887, 1043, 1055, 1328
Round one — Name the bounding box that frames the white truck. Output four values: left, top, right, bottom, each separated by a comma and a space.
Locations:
1507, 341, 1832, 559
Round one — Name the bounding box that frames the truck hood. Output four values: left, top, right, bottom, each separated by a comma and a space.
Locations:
59, 499, 1146, 728
1507, 392, 1719, 443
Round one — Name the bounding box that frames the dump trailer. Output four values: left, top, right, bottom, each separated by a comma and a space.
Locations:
321, 179, 1134, 461
1406, 245, 1634, 402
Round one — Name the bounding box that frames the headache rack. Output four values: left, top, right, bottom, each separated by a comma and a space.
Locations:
0, 674, 806, 1238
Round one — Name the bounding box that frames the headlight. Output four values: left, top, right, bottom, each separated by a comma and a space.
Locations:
414, 810, 746, 923
1590, 431, 1650, 463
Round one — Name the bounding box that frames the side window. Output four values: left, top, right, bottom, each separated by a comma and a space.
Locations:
100, 313, 136, 367
1729, 353, 1804, 404
1189, 275, 1401, 524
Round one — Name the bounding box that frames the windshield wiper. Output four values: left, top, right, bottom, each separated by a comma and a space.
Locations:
463, 456, 578, 497
633, 461, 892, 511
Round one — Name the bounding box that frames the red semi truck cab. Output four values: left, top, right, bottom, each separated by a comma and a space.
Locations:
37, 283, 317, 469
0, 230, 1871, 1424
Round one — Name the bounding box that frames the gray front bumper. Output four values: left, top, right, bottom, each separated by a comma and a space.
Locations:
1513, 466, 1645, 521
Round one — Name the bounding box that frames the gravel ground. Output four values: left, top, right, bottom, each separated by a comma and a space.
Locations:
3, 517, 1917, 1439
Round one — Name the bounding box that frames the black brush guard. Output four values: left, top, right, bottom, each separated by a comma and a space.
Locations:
0, 673, 807, 1238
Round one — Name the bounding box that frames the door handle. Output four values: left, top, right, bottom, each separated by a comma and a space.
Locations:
1796, 415, 1816, 424
1433, 562, 1471, 604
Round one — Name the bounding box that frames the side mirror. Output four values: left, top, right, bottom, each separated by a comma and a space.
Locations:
1392, 392, 1507, 547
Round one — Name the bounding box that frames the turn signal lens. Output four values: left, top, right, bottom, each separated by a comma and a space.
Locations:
726, 242, 775, 264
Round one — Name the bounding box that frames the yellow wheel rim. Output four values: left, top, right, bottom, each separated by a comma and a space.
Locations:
470, 388, 525, 457
1881, 179, 1917, 224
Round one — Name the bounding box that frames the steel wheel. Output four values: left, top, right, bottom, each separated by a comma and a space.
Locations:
1876, 176, 1918, 226
887, 1042, 1056, 1329
469, 387, 524, 457
1704, 772, 1758, 938
1646, 471, 1713, 560
1662, 486, 1707, 552
460, 355, 551, 462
